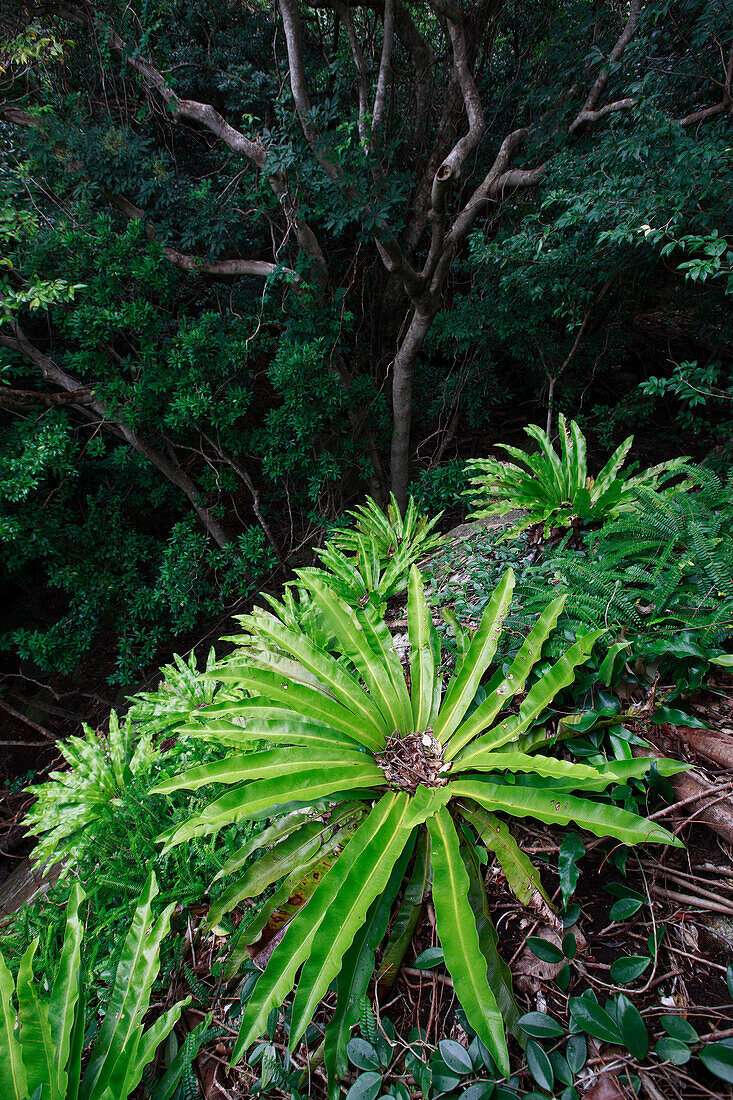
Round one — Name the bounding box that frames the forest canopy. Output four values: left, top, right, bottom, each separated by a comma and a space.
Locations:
1, 0, 731, 682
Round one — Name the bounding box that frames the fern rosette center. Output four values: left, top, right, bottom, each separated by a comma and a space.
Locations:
375, 731, 447, 793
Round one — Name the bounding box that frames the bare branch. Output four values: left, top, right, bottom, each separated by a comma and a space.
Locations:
570, 96, 636, 130
278, 0, 340, 181
677, 46, 733, 128
371, 0, 395, 143
104, 27, 267, 166
0, 386, 95, 408
570, 0, 641, 133
338, 2, 370, 146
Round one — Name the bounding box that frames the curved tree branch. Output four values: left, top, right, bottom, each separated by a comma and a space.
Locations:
0, 324, 234, 549
570, 0, 642, 133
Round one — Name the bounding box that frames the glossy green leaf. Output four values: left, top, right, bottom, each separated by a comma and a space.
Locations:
207, 818, 351, 925
617, 993, 648, 1059
445, 595, 567, 758
152, 746, 379, 794
16, 941, 59, 1100
566, 1034, 586, 1073
234, 793, 413, 1062
526, 1039, 554, 1093
659, 1015, 698, 1043
235, 611, 387, 733
376, 829, 430, 989
347, 1039, 381, 1070
158, 769, 380, 850
610, 897, 644, 921
450, 750, 599, 782
458, 803, 552, 913
0, 948, 28, 1099
413, 946, 445, 969
439, 1039, 473, 1075
325, 836, 415, 1086
568, 999, 621, 1045
435, 569, 515, 744
518, 1012, 565, 1040
79, 874, 180, 1100
427, 808, 510, 1076
219, 664, 386, 749
699, 1042, 733, 1083
609, 956, 650, 984
460, 841, 520, 1039
344, 1071, 383, 1100
408, 566, 441, 731
289, 796, 419, 1047
654, 1037, 691, 1064
301, 575, 410, 734
49, 882, 85, 1099
449, 778, 683, 847
526, 938, 563, 964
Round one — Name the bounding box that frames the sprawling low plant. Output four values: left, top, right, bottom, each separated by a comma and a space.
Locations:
466, 415, 689, 538
329, 493, 444, 571
235, 494, 445, 656
154, 567, 684, 1080
0, 873, 187, 1100
24, 710, 159, 869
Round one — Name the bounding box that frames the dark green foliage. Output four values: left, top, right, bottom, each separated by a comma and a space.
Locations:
510, 471, 733, 666
1, 0, 732, 689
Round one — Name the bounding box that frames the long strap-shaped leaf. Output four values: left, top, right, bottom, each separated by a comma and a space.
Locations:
224, 841, 345, 981
593, 435, 633, 499
79, 874, 174, 1100
216, 667, 386, 751
183, 710, 362, 751
450, 752, 601, 783
233, 792, 408, 1064
121, 998, 189, 1099
375, 827, 431, 991
0, 952, 27, 1100
236, 612, 387, 733
207, 821, 353, 926
288, 792, 438, 1047
49, 883, 85, 1099
214, 804, 362, 881
445, 595, 567, 759
158, 770, 381, 851
17, 940, 59, 1100
460, 840, 520, 1039
457, 803, 553, 913
356, 610, 413, 734
450, 779, 683, 847
152, 747, 376, 794
434, 569, 515, 744
524, 425, 566, 498
456, 628, 605, 766
325, 835, 416, 1089
302, 575, 411, 733
408, 566, 441, 731
427, 808, 510, 1075
520, 756, 690, 793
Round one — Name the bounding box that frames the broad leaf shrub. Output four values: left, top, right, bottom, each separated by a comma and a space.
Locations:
0, 874, 187, 1100
466, 415, 689, 539
154, 566, 684, 1081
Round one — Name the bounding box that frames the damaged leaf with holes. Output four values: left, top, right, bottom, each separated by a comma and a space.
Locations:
153, 565, 685, 1084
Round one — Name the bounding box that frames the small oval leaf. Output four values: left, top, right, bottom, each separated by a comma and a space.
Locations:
518, 1012, 565, 1039
527, 937, 564, 963
438, 1040, 473, 1076
527, 1040, 554, 1093
609, 955, 651, 984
